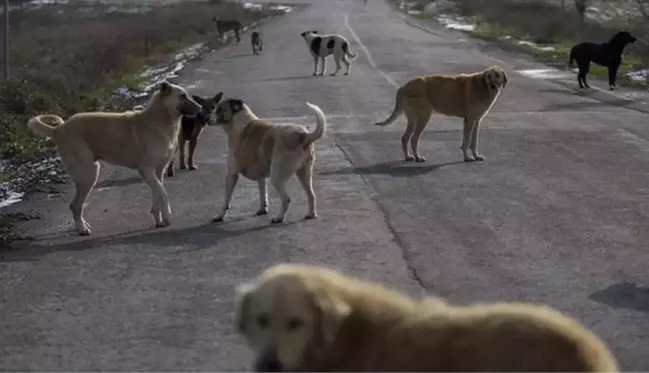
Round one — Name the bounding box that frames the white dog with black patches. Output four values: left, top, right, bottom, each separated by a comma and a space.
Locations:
300, 30, 357, 76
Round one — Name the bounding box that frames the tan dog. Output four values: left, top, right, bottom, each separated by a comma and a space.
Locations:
235, 264, 618, 372
209, 98, 327, 224
375, 65, 508, 163
26, 81, 202, 235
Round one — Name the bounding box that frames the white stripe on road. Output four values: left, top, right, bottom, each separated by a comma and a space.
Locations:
344, 13, 399, 88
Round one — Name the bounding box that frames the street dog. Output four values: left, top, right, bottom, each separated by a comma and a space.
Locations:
26, 81, 202, 236
235, 263, 619, 372
251, 30, 263, 55
300, 30, 357, 76
213, 17, 243, 43
210, 98, 327, 224
568, 31, 636, 90
166, 92, 223, 177
374, 65, 508, 163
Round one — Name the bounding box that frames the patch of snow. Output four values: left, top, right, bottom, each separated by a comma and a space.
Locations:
627, 69, 649, 83
243, 2, 263, 11
407, 9, 422, 15
0, 189, 24, 209
269, 5, 294, 13
437, 15, 475, 32
517, 40, 555, 52
0, 157, 62, 209
517, 68, 572, 80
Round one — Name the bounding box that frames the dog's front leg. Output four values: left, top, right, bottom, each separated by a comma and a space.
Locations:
608, 64, 619, 90
256, 179, 269, 215
213, 172, 239, 222
320, 57, 327, 76
461, 117, 477, 162
469, 118, 485, 161
140, 167, 172, 227
188, 137, 199, 170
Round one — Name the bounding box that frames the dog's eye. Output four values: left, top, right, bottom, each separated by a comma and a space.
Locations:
286, 317, 304, 331
257, 314, 269, 329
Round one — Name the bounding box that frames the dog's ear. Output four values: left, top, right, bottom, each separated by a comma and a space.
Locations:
234, 282, 255, 335
192, 95, 208, 107
311, 286, 351, 344
212, 92, 224, 105
158, 81, 172, 96
230, 99, 244, 113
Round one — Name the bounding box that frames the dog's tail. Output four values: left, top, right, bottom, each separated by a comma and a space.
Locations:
374, 87, 405, 127
303, 101, 327, 145
343, 41, 357, 60
568, 47, 575, 69
26, 114, 64, 139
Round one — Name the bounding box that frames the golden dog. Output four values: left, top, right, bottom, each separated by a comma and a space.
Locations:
235, 264, 618, 372
209, 98, 327, 224
26, 81, 202, 235
374, 65, 508, 163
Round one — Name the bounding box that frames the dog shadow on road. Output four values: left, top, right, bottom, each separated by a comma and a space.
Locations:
255, 75, 317, 83
0, 218, 300, 263
589, 281, 649, 313
321, 160, 464, 178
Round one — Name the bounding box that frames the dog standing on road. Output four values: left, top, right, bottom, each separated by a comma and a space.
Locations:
251, 30, 263, 55
300, 30, 357, 76
26, 82, 202, 236
213, 17, 243, 43
209, 98, 327, 224
568, 31, 637, 90
375, 66, 508, 163
166, 92, 223, 177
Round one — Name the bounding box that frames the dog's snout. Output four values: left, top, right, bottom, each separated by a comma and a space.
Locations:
255, 351, 283, 372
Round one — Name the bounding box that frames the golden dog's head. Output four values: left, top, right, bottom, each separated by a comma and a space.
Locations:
483, 65, 508, 91
235, 265, 351, 372
211, 98, 250, 126
155, 81, 203, 118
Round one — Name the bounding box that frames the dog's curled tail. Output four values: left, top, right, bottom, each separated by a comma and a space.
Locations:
304, 101, 327, 144
343, 41, 357, 60
374, 87, 405, 127
27, 114, 64, 138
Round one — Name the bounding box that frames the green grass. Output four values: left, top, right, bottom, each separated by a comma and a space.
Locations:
470, 20, 647, 86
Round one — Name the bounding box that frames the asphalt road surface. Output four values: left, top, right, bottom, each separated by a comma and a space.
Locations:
3, 0, 649, 371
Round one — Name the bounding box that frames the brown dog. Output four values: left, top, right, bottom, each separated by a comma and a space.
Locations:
235, 264, 618, 372
26, 82, 202, 235
375, 65, 508, 163
166, 92, 223, 177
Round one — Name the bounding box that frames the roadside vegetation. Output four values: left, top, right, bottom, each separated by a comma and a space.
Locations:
0, 0, 285, 248
397, 0, 649, 86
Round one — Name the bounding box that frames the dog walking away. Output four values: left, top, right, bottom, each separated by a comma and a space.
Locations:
26, 81, 202, 236
213, 17, 243, 43
166, 92, 223, 177
235, 263, 619, 372
209, 98, 327, 224
375, 65, 508, 163
300, 30, 357, 76
568, 31, 636, 90
251, 30, 263, 55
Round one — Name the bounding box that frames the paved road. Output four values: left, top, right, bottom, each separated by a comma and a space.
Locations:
3, 0, 649, 370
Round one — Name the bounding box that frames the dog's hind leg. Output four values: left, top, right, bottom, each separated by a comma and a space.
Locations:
401, 113, 416, 162
213, 172, 240, 222
312, 56, 319, 76
320, 57, 327, 76
269, 155, 300, 224
469, 116, 485, 161
296, 158, 317, 220
179, 139, 188, 170
608, 63, 620, 90
578, 61, 591, 88
342, 54, 351, 76
410, 109, 432, 162
66, 160, 100, 236
139, 167, 172, 227
331, 54, 342, 76
256, 179, 269, 216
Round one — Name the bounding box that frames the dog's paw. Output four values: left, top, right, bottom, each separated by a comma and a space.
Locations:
414, 156, 427, 162
255, 207, 268, 216
78, 228, 91, 236
344, 72, 349, 76
312, 73, 318, 76
304, 213, 317, 220
212, 216, 225, 223
179, 164, 187, 170
474, 154, 485, 161
405, 155, 415, 162
189, 165, 198, 171
156, 220, 171, 228
166, 170, 174, 177
464, 156, 476, 162
271, 217, 284, 224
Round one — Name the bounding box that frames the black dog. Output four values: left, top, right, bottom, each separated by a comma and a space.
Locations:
166, 92, 223, 177
568, 31, 637, 90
